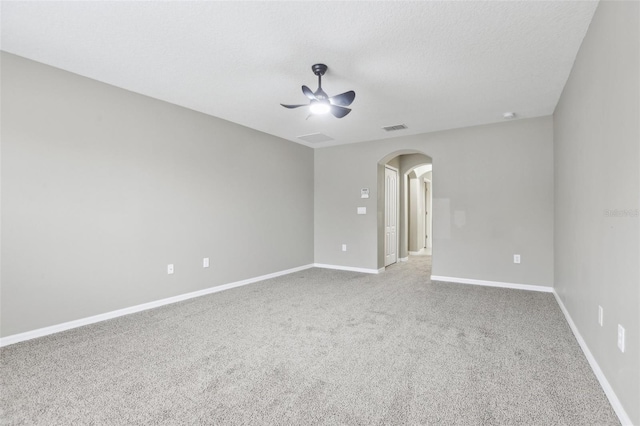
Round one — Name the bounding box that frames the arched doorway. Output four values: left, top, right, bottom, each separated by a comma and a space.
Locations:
377, 150, 433, 270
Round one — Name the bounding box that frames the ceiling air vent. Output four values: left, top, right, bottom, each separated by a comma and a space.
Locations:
297, 133, 334, 144
382, 124, 408, 132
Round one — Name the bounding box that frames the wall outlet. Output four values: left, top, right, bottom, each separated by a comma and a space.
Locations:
598, 306, 603, 326
167, 264, 174, 275
513, 254, 521, 264
617, 324, 625, 353
203, 258, 210, 268
357, 207, 366, 215
342, 244, 347, 252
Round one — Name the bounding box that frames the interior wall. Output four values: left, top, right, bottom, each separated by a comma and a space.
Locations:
315, 116, 554, 286
386, 157, 400, 169
425, 172, 433, 249
1, 53, 314, 337
553, 1, 639, 423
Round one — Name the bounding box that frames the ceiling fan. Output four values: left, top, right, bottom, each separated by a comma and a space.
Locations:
281, 64, 355, 118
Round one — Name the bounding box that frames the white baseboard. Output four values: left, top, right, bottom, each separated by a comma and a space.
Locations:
409, 249, 432, 256
399, 257, 409, 262
552, 291, 632, 426
430, 275, 552, 293
313, 263, 382, 274
0, 263, 315, 348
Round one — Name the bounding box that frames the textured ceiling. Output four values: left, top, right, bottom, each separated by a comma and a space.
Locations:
1, 1, 598, 148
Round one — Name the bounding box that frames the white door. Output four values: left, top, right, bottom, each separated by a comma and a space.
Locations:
385, 166, 399, 266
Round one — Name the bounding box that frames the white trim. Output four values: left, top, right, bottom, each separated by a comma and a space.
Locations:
409, 249, 425, 255
0, 264, 315, 347
398, 257, 409, 262
552, 291, 632, 426
313, 263, 382, 274
384, 165, 400, 267
430, 275, 552, 293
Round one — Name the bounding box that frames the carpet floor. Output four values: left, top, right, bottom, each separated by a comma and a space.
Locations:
1, 256, 619, 425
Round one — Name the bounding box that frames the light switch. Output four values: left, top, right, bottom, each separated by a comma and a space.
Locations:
357, 207, 366, 215
618, 324, 625, 352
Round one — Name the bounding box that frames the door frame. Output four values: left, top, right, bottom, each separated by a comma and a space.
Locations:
424, 178, 433, 248
424, 180, 428, 248
384, 165, 400, 267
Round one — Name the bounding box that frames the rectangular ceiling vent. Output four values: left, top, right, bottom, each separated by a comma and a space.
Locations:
297, 133, 334, 143
382, 124, 408, 132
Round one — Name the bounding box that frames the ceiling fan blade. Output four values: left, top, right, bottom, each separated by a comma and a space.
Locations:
280, 103, 307, 109
302, 85, 317, 100
329, 90, 356, 107
330, 105, 351, 118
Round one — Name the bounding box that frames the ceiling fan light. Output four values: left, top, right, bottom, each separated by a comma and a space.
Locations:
310, 101, 330, 115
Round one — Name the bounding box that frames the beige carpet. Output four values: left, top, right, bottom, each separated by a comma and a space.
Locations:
1, 256, 619, 425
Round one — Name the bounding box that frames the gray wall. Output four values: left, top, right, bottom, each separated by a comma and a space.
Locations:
553, 1, 639, 423
386, 156, 400, 170
1, 53, 314, 337
315, 116, 554, 287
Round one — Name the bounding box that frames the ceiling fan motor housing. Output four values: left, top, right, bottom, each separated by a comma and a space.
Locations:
314, 89, 328, 100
